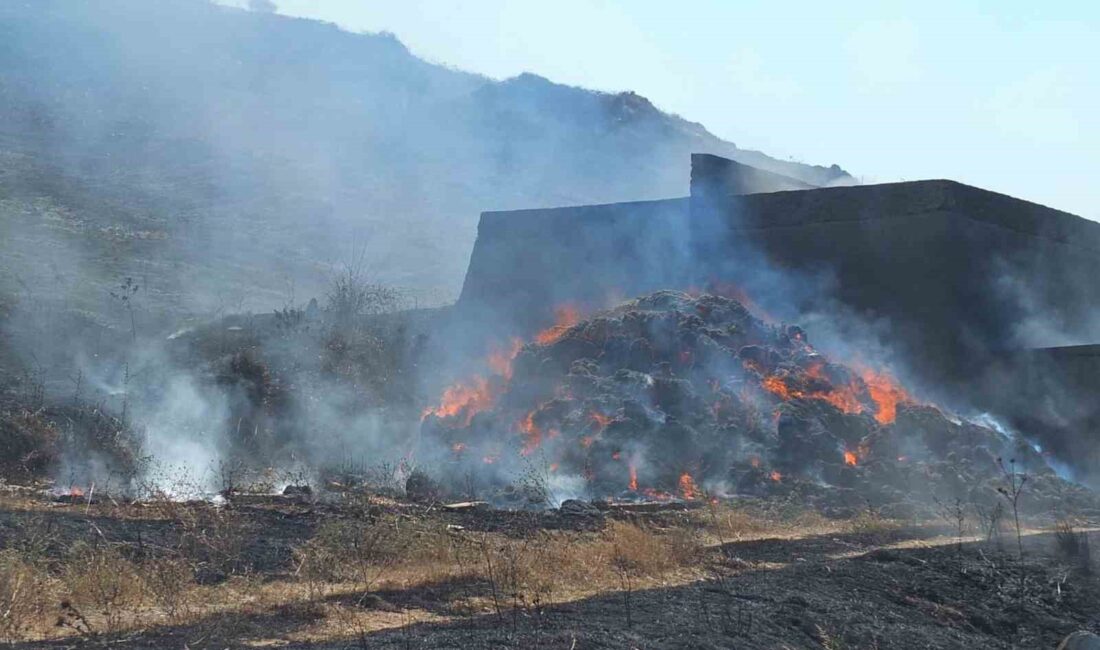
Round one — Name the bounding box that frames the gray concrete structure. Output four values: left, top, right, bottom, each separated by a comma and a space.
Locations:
457, 154, 1100, 473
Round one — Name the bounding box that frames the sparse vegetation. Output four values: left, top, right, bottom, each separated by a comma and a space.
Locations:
0, 487, 1093, 647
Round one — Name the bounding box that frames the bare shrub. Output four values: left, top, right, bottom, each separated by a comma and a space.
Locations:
140, 556, 195, 623
325, 266, 402, 325
972, 500, 1005, 545
1054, 520, 1092, 574
0, 550, 53, 642
996, 457, 1029, 559
175, 505, 251, 581
293, 516, 424, 602
60, 543, 145, 633
931, 495, 968, 552
0, 409, 60, 478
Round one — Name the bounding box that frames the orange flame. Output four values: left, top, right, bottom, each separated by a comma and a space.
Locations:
749, 456, 761, 468
423, 337, 525, 426
628, 464, 638, 491
843, 450, 858, 466
69, 486, 85, 497
761, 375, 792, 399
678, 472, 698, 499
860, 368, 911, 424
535, 305, 580, 346
518, 411, 550, 456
761, 374, 863, 415
770, 471, 783, 482
422, 376, 494, 426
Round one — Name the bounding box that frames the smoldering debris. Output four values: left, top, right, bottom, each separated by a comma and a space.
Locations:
420, 291, 1100, 517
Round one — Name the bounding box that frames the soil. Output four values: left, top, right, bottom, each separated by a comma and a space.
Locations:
1, 487, 1097, 650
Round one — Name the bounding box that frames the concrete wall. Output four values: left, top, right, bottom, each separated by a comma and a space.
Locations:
454, 156, 1100, 475
457, 197, 690, 335
698, 180, 1100, 384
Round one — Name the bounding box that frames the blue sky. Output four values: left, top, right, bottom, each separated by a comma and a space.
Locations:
224, 1, 1097, 219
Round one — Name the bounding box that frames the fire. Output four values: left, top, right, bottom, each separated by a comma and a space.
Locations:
860, 368, 911, 424
482, 455, 499, 465
535, 305, 580, 346
423, 336, 526, 426
843, 450, 858, 466
760, 363, 912, 425
590, 412, 612, 430
517, 411, 556, 455
749, 456, 761, 468
628, 464, 638, 491
487, 337, 523, 380
770, 471, 783, 482
760, 373, 862, 416
678, 472, 698, 499
451, 442, 467, 454
422, 376, 494, 426
761, 375, 792, 400
69, 486, 85, 497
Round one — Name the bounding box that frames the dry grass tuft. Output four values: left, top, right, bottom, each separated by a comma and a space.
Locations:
0, 550, 53, 642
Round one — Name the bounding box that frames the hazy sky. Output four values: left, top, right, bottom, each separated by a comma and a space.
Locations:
223, 0, 1097, 219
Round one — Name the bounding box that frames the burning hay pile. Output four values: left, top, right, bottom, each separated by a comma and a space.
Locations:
422, 291, 1097, 516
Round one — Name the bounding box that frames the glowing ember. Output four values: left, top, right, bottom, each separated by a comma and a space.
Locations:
678, 472, 698, 499
590, 412, 612, 430
769, 471, 783, 482
535, 305, 580, 346
749, 456, 762, 468
760, 373, 862, 415
843, 450, 858, 466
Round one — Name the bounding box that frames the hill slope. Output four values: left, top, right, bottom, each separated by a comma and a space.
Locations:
0, 0, 853, 313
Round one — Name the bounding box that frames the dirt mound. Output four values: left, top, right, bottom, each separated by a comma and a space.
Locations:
422, 291, 1097, 515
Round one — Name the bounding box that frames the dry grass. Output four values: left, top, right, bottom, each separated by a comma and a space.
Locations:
0, 494, 914, 645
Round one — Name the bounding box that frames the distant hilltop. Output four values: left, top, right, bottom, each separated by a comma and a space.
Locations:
0, 0, 853, 312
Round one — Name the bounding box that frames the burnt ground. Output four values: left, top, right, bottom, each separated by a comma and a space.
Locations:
1, 490, 1098, 650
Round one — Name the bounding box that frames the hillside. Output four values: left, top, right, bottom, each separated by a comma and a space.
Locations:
0, 0, 853, 315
